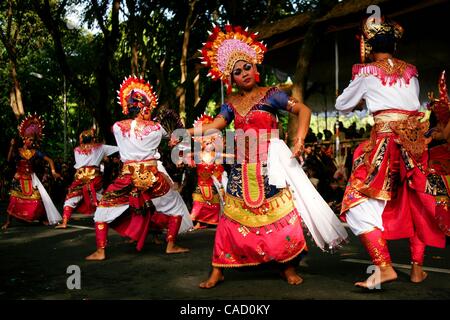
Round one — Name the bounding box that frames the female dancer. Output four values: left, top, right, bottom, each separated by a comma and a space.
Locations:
172, 25, 347, 288
3, 114, 62, 229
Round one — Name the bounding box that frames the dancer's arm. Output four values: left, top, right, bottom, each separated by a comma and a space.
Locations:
287, 99, 312, 158
43, 155, 62, 180
335, 76, 367, 113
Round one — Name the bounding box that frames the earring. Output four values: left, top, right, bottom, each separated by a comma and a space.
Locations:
255, 73, 260, 83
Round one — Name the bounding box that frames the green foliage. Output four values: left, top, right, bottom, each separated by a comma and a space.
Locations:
0, 0, 325, 161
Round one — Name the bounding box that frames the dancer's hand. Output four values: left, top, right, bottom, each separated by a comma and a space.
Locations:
52, 171, 62, 180
291, 137, 304, 159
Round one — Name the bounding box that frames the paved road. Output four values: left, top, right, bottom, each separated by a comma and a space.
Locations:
0, 207, 449, 301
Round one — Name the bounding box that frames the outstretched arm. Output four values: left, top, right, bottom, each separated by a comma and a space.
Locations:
170, 117, 227, 146
43, 155, 62, 180
187, 117, 227, 136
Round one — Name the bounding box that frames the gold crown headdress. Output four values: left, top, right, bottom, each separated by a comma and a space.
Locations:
79, 128, 96, 144
117, 76, 158, 115
359, 16, 403, 63
200, 24, 267, 93
192, 113, 220, 142
18, 113, 45, 141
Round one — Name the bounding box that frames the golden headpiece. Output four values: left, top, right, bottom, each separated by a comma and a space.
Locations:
192, 113, 220, 143
117, 76, 158, 115
18, 113, 45, 141
359, 16, 403, 63
79, 128, 96, 144
201, 25, 267, 93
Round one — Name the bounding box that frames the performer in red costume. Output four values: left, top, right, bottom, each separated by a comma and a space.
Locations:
3, 114, 62, 229
55, 129, 119, 229
336, 17, 446, 288
85, 76, 190, 260
427, 71, 450, 236
189, 114, 225, 229
172, 25, 347, 288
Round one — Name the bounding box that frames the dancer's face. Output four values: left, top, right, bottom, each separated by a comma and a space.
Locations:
140, 105, 152, 121
232, 60, 256, 90
24, 136, 36, 149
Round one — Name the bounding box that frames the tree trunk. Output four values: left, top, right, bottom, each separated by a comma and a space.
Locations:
10, 61, 24, 117
179, 0, 198, 125
0, 0, 24, 118
288, 24, 319, 146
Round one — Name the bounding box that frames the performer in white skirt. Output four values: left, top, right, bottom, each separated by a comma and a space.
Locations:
56, 128, 119, 229
336, 17, 446, 288
85, 76, 191, 261
148, 160, 194, 244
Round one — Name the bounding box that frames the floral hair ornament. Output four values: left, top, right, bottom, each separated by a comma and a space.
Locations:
117, 76, 158, 115
18, 113, 45, 141
359, 16, 403, 63
200, 24, 267, 94
427, 70, 450, 126
192, 113, 220, 143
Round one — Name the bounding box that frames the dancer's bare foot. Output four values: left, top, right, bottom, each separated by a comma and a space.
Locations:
1, 222, 10, 230
199, 267, 224, 289
166, 241, 189, 254
55, 218, 68, 229
410, 263, 428, 283
355, 265, 397, 289
55, 222, 67, 229
85, 248, 106, 261
282, 265, 304, 285
193, 223, 207, 230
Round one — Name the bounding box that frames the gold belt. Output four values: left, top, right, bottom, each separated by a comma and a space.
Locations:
374, 112, 411, 133
75, 167, 100, 183
122, 160, 159, 190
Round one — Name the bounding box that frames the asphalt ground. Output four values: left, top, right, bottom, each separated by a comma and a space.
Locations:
1, 204, 449, 302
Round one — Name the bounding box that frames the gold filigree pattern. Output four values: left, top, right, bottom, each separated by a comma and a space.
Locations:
390, 116, 429, 161
223, 188, 294, 227
19, 148, 36, 160
75, 167, 100, 184
227, 87, 271, 117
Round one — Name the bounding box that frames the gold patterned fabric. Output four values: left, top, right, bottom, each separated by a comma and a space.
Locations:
223, 188, 294, 227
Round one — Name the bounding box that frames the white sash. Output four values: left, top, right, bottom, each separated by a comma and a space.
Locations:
31, 173, 62, 225
267, 138, 348, 251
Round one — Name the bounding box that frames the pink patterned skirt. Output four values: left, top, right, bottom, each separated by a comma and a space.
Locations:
211, 209, 306, 267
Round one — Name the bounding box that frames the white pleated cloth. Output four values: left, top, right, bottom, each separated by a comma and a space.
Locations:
31, 173, 62, 225
267, 138, 348, 251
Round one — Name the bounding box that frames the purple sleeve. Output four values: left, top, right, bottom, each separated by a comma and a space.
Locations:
217, 103, 235, 124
